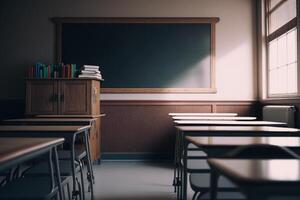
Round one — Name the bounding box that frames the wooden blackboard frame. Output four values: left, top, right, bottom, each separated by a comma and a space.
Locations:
53, 17, 219, 93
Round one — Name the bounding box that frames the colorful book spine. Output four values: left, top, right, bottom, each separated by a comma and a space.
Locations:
27, 62, 78, 79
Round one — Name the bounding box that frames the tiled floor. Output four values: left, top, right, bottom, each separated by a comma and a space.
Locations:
92, 161, 177, 200
88, 161, 300, 200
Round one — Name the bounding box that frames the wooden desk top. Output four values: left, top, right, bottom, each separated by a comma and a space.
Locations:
4, 118, 95, 123
173, 116, 256, 121
34, 114, 106, 118
174, 120, 286, 126
0, 125, 90, 132
169, 113, 238, 117
0, 137, 64, 170
208, 159, 300, 183
186, 136, 300, 148
176, 126, 300, 133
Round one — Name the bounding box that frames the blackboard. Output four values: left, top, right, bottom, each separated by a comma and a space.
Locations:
54, 18, 219, 93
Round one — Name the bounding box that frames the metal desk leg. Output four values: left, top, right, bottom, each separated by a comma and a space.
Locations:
210, 168, 219, 200
173, 129, 179, 193
178, 161, 183, 200
70, 138, 80, 200
87, 122, 96, 180
85, 130, 95, 183
53, 147, 64, 200
183, 138, 188, 200
177, 131, 184, 200
179, 130, 185, 197
83, 129, 94, 200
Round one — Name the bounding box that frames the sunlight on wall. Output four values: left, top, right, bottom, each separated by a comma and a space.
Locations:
166, 56, 210, 88
102, 39, 256, 100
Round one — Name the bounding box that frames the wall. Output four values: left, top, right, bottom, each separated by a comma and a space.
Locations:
0, 0, 257, 101
0, 0, 258, 155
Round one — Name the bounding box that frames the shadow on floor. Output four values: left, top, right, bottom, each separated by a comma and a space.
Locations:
94, 196, 176, 200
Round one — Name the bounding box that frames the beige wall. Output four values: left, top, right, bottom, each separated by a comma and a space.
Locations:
0, 0, 257, 100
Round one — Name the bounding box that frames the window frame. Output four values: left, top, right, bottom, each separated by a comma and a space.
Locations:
265, 0, 299, 99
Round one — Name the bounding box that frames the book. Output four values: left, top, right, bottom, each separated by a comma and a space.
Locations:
79, 73, 102, 77
27, 62, 78, 79
78, 75, 102, 80
78, 74, 102, 78
83, 65, 99, 70
81, 70, 101, 74
71, 64, 76, 78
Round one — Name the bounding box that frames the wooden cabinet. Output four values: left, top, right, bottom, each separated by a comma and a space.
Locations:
26, 79, 103, 162
60, 80, 92, 115
26, 79, 100, 115
90, 117, 102, 161
26, 80, 58, 115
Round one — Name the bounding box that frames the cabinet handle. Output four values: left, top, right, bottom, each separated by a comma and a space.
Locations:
60, 94, 64, 102
52, 94, 58, 102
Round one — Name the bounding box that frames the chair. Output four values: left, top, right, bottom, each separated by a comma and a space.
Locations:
177, 144, 209, 199
58, 146, 91, 199
190, 173, 239, 200
0, 150, 64, 200
23, 158, 84, 200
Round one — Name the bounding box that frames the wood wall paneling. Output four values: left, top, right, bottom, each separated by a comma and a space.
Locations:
215, 102, 260, 118
101, 100, 257, 154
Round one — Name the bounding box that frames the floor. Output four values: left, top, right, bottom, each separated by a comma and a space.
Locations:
86, 161, 300, 200
92, 161, 180, 200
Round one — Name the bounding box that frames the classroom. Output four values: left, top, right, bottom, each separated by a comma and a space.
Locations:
0, 0, 299, 199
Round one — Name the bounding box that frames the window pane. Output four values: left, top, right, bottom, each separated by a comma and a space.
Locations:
267, 0, 298, 97
269, 0, 284, 9
269, 69, 278, 94
277, 34, 287, 67
269, 0, 296, 33
278, 66, 287, 93
268, 40, 277, 69
287, 28, 297, 64
287, 63, 297, 93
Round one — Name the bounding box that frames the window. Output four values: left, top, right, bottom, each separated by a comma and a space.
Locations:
265, 0, 298, 97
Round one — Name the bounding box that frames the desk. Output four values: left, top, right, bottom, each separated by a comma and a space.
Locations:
176, 126, 300, 200
0, 125, 89, 133
35, 114, 106, 118
173, 123, 287, 193
174, 120, 286, 126
169, 113, 238, 117
208, 159, 300, 200
174, 123, 288, 176
176, 126, 300, 136
3, 118, 95, 126
0, 137, 65, 199
2, 117, 102, 163
186, 136, 300, 157
173, 116, 256, 121
0, 125, 92, 199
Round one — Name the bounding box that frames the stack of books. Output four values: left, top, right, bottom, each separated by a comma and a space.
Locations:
27, 62, 77, 79
78, 65, 103, 80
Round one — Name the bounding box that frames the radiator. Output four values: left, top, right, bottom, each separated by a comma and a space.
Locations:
263, 105, 296, 128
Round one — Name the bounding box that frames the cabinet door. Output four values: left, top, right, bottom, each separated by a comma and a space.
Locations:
26, 80, 58, 115
59, 80, 91, 115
